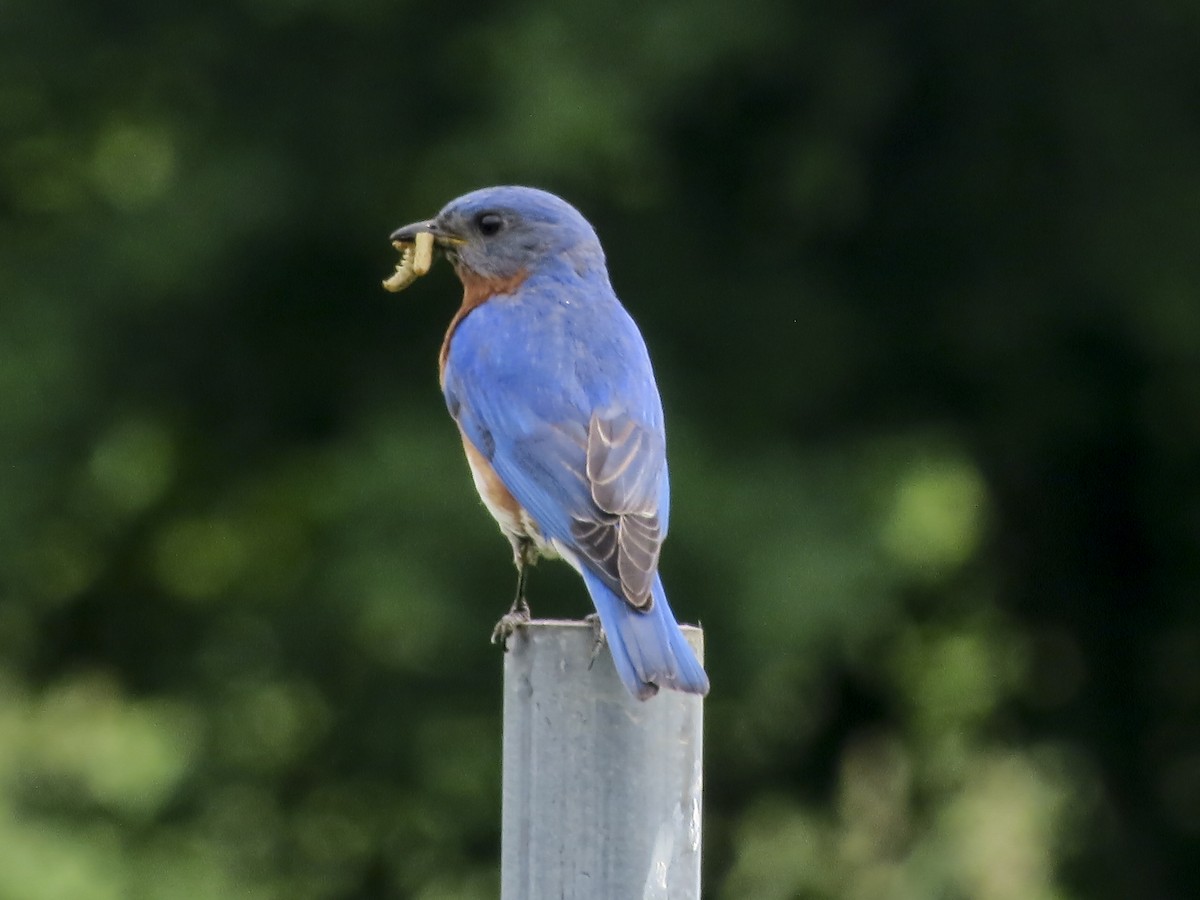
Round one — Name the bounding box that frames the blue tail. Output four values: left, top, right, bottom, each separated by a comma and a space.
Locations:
579, 569, 710, 700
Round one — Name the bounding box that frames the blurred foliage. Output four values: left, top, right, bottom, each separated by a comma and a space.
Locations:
2, 0, 1198, 897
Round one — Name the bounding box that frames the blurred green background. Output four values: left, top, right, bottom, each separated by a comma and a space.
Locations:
3, 0, 1198, 897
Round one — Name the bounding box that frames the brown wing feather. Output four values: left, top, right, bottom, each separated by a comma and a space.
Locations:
569, 411, 664, 610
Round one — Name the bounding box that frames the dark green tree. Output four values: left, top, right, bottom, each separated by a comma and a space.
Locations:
2, 0, 1197, 896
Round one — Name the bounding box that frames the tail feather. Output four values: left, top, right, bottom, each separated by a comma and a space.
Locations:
580, 568, 710, 700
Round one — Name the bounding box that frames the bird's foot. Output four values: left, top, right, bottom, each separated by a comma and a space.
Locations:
584, 613, 606, 669
490, 597, 532, 650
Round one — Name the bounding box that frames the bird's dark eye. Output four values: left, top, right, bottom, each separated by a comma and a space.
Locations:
475, 212, 504, 236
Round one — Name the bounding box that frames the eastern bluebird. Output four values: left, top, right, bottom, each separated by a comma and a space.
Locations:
389, 186, 709, 700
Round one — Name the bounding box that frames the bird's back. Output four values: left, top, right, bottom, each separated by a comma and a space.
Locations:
443, 265, 670, 544
446, 266, 665, 439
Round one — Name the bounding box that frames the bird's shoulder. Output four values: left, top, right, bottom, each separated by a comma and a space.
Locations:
446, 271, 622, 367
443, 271, 662, 430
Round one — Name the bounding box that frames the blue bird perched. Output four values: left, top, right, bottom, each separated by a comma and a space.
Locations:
387, 186, 709, 700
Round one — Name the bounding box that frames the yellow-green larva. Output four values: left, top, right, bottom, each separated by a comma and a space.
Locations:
411, 229, 433, 275
382, 230, 435, 292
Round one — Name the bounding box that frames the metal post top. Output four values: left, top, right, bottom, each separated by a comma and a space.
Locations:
509, 618, 705, 634
500, 618, 705, 900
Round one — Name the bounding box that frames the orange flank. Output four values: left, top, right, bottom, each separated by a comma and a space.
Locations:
459, 428, 526, 534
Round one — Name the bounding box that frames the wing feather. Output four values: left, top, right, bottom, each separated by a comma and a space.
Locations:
569, 411, 664, 609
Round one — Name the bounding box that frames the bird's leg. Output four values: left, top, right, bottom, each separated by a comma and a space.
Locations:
509, 552, 533, 620
491, 537, 536, 649
584, 612, 606, 669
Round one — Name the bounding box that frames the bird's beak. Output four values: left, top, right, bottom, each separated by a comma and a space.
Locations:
389, 219, 466, 247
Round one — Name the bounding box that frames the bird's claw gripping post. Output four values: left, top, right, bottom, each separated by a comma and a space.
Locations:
382, 230, 435, 292
491, 539, 536, 650
490, 597, 532, 650
583, 613, 606, 669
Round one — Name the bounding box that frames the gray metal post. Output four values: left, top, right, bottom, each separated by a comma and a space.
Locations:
501, 619, 705, 900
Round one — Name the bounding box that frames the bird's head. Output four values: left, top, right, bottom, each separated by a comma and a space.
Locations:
390, 186, 605, 283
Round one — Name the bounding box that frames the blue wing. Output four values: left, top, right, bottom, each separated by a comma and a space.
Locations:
443, 283, 668, 609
